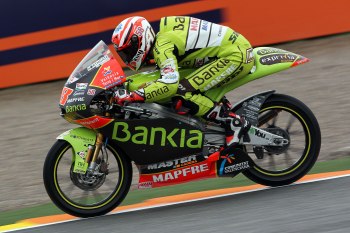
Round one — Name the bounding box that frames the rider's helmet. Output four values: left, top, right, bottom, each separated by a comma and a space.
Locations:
112, 16, 155, 71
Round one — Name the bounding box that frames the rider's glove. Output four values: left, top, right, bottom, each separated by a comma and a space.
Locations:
114, 89, 145, 105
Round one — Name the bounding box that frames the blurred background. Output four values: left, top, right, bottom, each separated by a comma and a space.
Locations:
1, 0, 350, 213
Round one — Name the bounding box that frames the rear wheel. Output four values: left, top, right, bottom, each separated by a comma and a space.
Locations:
243, 94, 321, 186
43, 140, 132, 217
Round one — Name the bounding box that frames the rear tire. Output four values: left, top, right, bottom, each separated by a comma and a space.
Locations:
43, 140, 132, 217
243, 94, 321, 186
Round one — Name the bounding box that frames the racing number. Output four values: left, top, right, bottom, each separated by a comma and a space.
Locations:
60, 87, 73, 105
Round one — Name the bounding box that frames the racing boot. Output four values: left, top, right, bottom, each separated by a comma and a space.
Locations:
206, 104, 251, 148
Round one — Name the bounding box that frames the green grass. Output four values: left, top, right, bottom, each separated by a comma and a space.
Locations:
1, 157, 349, 226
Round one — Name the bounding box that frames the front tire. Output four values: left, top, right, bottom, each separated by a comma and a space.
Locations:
243, 94, 321, 186
43, 140, 132, 217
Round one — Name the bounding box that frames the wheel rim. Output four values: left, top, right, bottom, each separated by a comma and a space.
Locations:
53, 144, 125, 209
245, 106, 311, 176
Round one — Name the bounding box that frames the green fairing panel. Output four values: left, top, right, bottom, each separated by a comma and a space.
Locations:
57, 127, 97, 173
127, 47, 308, 102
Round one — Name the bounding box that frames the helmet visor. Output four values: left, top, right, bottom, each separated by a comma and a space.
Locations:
115, 37, 139, 64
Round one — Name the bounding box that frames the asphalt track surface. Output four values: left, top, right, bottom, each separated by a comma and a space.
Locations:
11, 176, 350, 233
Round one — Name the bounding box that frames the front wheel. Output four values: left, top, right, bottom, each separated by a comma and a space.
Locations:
243, 94, 321, 186
43, 140, 132, 217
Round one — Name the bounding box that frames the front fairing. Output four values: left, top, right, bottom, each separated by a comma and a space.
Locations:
59, 41, 126, 127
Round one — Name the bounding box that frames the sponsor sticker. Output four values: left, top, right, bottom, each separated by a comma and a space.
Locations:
60, 87, 74, 105
138, 181, 153, 189
190, 17, 200, 31
146, 155, 199, 171
67, 97, 85, 103
65, 104, 86, 113
87, 89, 96, 96
260, 53, 297, 65
76, 83, 88, 90
257, 48, 287, 55
73, 91, 85, 96
112, 122, 203, 148
246, 48, 254, 63
103, 66, 113, 76
78, 151, 86, 159
152, 164, 209, 182
114, 23, 123, 34
75, 116, 113, 129
87, 55, 110, 71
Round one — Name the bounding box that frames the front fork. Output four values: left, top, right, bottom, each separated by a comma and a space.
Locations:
86, 133, 104, 172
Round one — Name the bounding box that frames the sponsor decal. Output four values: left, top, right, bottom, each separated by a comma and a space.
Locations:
73, 91, 85, 96
152, 164, 209, 182
252, 128, 266, 138
114, 23, 123, 34
60, 87, 74, 105
69, 134, 95, 142
75, 116, 113, 129
134, 26, 144, 37
87, 89, 96, 96
65, 104, 86, 113
159, 73, 179, 84
192, 59, 231, 87
162, 65, 175, 74
132, 50, 144, 62
201, 20, 209, 31
224, 161, 250, 173
217, 149, 252, 176
67, 97, 85, 103
145, 86, 170, 99
203, 64, 237, 91
103, 66, 112, 76
112, 122, 202, 148
173, 16, 186, 31
139, 159, 217, 188
246, 48, 254, 63
260, 54, 297, 65
257, 48, 287, 55
87, 55, 110, 71
228, 32, 239, 44
146, 155, 198, 170
78, 151, 86, 159
76, 83, 88, 90
247, 105, 260, 112
216, 66, 244, 88
138, 181, 153, 189
190, 17, 200, 31
90, 61, 124, 89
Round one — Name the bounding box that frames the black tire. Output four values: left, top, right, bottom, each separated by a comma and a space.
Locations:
43, 140, 132, 217
243, 94, 321, 186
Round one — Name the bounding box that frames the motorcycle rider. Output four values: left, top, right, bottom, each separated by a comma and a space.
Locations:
111, 16, 254, 148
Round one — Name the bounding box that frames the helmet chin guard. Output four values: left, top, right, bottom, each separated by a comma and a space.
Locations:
112, 16, 155, 71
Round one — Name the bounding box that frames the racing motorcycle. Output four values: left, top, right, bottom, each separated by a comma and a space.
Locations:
43, 41, 321, 217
